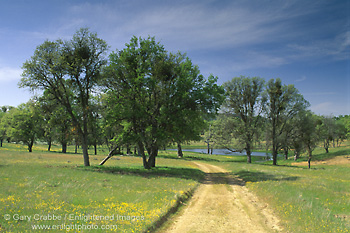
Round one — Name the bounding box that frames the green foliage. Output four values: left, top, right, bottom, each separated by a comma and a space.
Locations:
20, 28, 109, 166
265, 78, 310, 165
0, 109, 8, 146
338, 115, 350, 139
209, 113, 240, 150
222, 76, 266, 162
102, 36, 223, 168
5, 101, 43, 152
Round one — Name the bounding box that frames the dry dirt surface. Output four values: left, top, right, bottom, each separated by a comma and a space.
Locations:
163, 162, 282, 233
292, 155, 350, 167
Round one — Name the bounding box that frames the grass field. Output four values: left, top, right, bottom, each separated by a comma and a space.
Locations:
220, 143, 350, 233
0, 141, 349, 232
0, 143, 203, 232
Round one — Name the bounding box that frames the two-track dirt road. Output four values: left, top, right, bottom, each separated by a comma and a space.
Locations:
163, 162, 282, 233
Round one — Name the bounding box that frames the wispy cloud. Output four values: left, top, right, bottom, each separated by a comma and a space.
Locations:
10, 0, 345, 71
56, 0, 322, 52
0, 67, 22, 82
296, 76, 307, 82
304, 92, 337, 96
310, 101, 348, 116
228, 52, 287, 72
288, 31, 350, 62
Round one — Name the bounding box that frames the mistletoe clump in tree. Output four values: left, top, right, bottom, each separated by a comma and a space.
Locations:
102, 36, 224, 169
20, 28, 109, 166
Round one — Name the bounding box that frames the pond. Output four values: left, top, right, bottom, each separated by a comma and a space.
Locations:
169, 148, 272, 158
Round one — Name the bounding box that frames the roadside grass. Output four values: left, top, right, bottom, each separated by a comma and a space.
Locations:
0, 143, 203, 232
216, 144, 350, 233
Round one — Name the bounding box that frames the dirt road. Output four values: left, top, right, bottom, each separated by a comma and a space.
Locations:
163, 162, 282, 233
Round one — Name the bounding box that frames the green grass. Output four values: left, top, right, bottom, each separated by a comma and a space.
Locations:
1, 141, 349, 232
216, 147, 350, 232
0, 143, 202, 232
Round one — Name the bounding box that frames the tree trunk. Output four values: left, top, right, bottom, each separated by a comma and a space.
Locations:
0, 139, 3, 147
177, 143, 183, 158
126, 144, 131, 155
272, 119, 278, 165
138, 142, 151, 169
294, 151, 299, 161
81, 133, 90, 166
94, 144, 97, 155
324, 140, 329, 153
247, 154, 251, 163
246, 143, 252, 163
145, 143, 158, 168
149, 154, 156, 167
62, 142, 67, 153
99, 145, 119, 165
149, 146, 158, 168
272, 149, 278, 165
47, 139, 52, 151
307, 146, 312, 169
28, 140, 34, 152
284, 147, 288, 160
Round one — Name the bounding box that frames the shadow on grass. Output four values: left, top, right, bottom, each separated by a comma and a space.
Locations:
234, 170, 299, 183
201, 172, 246, 186
77, 165, 206, 182
222, 156, 270, 163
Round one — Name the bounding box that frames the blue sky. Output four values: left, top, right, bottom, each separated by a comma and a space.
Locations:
0, 0, 349, 116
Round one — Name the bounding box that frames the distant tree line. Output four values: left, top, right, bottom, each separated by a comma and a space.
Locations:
206, 76, 349, 168
0, 28, 348, 169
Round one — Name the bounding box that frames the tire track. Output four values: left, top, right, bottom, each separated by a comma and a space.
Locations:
163, 162, 282, 233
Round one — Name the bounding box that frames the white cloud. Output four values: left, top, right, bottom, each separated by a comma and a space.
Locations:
288, 30, 350, 62
304, 92, 337, 96
52, 0, 340, 74
116, 2, 298, 51
296, 76, 306, 82
310, 101, 349, 116
57, 0, 318, 52
222, 51, 287, 73
0, 67, 22, 82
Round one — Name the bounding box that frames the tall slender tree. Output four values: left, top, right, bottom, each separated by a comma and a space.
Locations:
223, 76, 266, 163
265, 78, 309, 165
20, 28, 108, 166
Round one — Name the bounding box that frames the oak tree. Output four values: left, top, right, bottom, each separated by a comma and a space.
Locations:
20, 28, 108, 166
265, 78, 309, 165
102, 36, 223, 168
223, 76, 266, 163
